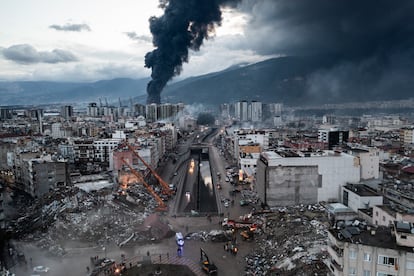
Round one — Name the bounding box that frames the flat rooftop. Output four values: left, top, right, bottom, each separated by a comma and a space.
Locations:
344, 184, 381, 197
329, 226, 414, 252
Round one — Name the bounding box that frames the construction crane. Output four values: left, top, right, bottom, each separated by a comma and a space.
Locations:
124, 143, 173, 196
121, 158, 167, 211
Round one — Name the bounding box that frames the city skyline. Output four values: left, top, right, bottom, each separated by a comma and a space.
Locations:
1, 0, 414, 105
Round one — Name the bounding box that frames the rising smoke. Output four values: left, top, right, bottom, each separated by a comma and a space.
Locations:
145, 0, 240, 104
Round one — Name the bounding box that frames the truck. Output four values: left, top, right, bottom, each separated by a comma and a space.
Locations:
221, 218, 261, 231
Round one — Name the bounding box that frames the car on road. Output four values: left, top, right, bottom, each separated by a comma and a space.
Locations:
173, 172, 178, 176
169, 183, 177, 192
33, 266, 50, 273
224, 201, 230, 208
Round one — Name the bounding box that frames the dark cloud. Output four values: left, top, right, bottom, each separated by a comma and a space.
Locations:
2, 44, 78, 64
241, 0, 414, 57
124, 32, 151, 42
49, 23, 91, 32
235, 0, 414, 102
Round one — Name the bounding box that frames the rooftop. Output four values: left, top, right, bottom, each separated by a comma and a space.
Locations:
344, 184, 381, 197
329, 225, 414, 252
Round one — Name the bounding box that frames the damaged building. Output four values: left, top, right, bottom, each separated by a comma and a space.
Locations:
256, 150, 360, 206
21, 155, 69, 198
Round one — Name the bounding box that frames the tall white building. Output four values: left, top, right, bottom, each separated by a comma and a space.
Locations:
146, 104, 158, 122
94, 138, 122, 164
235, 100, 249, 122
250, 101, 262, 122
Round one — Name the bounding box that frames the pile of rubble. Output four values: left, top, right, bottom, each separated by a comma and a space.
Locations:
244, 204, 330, 275
240, 190, 259, 205
184, 229, 233, 243
11, 182, 170, 256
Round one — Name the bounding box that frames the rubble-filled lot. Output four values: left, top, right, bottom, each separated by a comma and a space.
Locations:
244, 204, 330, 275
8, 182, 331, 276
10, 184, 173, 257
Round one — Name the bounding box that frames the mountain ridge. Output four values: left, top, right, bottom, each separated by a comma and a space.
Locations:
1, 56, 413, 106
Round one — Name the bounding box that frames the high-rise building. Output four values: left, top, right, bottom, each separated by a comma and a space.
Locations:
250, 101, 262, 122
61, 105, 73, 120
87, 103, 99, 117
146, 104, 158, 122
235, 100, 248, 122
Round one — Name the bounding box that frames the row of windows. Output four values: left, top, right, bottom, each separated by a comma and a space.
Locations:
349, 270, 396, 276
349, 250, 398, 265
350, 251, 397, 267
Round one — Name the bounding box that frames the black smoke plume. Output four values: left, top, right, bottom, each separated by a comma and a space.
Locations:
145, 0, 240, 104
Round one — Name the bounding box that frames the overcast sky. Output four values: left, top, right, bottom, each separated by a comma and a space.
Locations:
0, 0, 265, 82
1, 0, 413, 95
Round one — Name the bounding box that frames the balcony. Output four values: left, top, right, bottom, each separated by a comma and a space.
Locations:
324, 257, 343, 276
327, 244, 343, 266
328, 229, 345, 248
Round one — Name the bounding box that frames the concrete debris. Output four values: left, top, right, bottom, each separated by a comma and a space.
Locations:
184, 230, 233, 243
244, 204, 330, 275
9, 182, 169, 256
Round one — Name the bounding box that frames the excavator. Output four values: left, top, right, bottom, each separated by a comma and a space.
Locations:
200, 248, 217, 275
124, 143, 174, 196
121, 157, 167, 211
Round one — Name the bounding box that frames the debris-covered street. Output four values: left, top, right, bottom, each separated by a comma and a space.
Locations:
5, 177, 331, 276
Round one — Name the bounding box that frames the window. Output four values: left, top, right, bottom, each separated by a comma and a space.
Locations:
407, 260, 414, 269
378, 255, 397, 266
349, 267, 356, 275
349, 249, 357, 259
363, 270, 371, 276
377, 273, 396, 276
364, 253, 371, 262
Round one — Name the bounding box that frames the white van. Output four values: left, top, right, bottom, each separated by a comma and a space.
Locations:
175, 232, 184, 247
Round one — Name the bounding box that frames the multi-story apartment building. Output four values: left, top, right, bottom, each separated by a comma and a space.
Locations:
373, 205, 414, 227
256, 150, 360, 206
318, 127, 349, 150
326, 221, 414, 276
346, 146, 380, 180
73, 139, 95, 164
250, 101, 262, 122
146, 103, 158, 123
94, 138, 122, 168
400, 127, 414, 145
61, 105, 73, 120
21, 155, 68, 197
234, 100, 249, 122
87, 102, 99, 117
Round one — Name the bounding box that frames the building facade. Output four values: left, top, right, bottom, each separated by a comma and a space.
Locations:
256, 150, 360, 205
